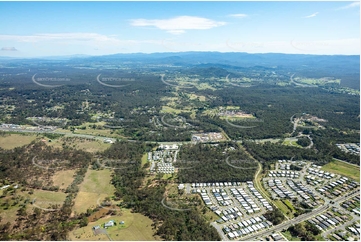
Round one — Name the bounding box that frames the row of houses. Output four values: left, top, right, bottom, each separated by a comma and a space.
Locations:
230, 187, 260, 214
308, 211, 350, 232
347, 224, 361, 236
307, 167, 335, 179
286, 179, 313, 201
212, 188, 231, 203
246, 182, 273, 211
268, 170, 300, 179
305, 175, 324, 186
222, 215, 273, 239
318, 177, 358, 198
278, 163, 291, 170
215, 206, 243, 222
342, 196, 360, 213
158, 144, 179, 150
191, 181, 242, 188
200, 190, 212, 206
336, 143, 360, 156
267, 179, 294, 199
156, 162, 175, 174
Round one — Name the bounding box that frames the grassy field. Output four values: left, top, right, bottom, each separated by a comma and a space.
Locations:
274, 200, 294, 218
52, 170, 76, 190
141, 152, 148, 167
79, 169, 115, 194
283, 199, 296, 212
0, 133, 38, 149
162, 173, 173, 180
322, 160, 360, 182
72, 191, 111, 215
31, 189, 67, 211
69, 209, 160, 241
0, 189, 66, 224
56, 123, 123, 138
282, 139, 302, 148
188, 93, 206, 101
47, 137, 111, 153
72, 168, 115, 215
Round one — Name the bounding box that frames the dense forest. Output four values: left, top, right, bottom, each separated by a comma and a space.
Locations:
177, 142, 257, 183
0, 60, 359, 143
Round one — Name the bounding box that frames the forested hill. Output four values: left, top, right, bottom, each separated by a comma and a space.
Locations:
2, 52, 359, 89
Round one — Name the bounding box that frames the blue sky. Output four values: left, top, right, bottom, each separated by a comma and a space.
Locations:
0, 1, 359, 57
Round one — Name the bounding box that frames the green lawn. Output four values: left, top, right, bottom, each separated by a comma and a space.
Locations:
281, 231, 301, 241
79, 169, 115, 194
283, 199, 296, 212
322, 160, 360, 182
141, 152, 148, 167
274, 200, 294, 218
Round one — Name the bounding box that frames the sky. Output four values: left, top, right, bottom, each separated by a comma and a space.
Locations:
0, 1, 359, 57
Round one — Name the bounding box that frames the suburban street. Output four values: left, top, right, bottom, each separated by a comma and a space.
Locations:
239, 191, 360, 241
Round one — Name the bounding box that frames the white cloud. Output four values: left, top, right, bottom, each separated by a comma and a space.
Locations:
303, 12, 319, 18
0, 33, 119, 43
338, 1, 360, 10
130, 16, 226, 34
228, 14, 248, 18
0, 33, 162, 46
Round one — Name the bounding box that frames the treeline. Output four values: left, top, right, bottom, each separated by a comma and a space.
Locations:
263, 207, 286, 225
310, 129, 360, 165
243, 141, 333, 167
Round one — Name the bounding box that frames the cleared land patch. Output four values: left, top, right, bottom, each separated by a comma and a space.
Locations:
0, 188, 66, 225
322, 159, 360, 182
69, 209, 159, 241
79, 169, 114, 194
52, 169, 76, 190
47, 136, 112, 153
0, 133, 38, 149
72, 168, 115, 215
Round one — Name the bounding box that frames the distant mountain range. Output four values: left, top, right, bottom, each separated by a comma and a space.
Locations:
0, 51, 359, 89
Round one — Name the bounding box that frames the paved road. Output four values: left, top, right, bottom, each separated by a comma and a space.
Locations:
0, 127, 194, 145
290, 113, 299, 137
212, 221, 229, 241
239, 191, 359, 241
